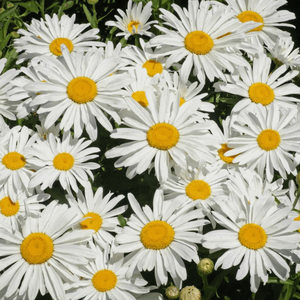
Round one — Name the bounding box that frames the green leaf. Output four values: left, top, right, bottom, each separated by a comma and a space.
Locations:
3, 48, 17, 72
83, 4, 93, 25
0, 5, 18, 22
58, 1, 74, 18
268, 277, 294, 285
19, 1, 39, 14
118, 215, 127, 227
0, 34, 11, 51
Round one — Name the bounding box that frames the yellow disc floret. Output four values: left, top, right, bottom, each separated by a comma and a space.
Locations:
53, 153, 75, 171
140, 220, 175, 250
237, 11, 264, 32
218, 143, 238, 164
184, 31, 214, 55
127, 21, 140, 33
20, 233, 54, 264
142, 60, 163, 77
80, 212, 103, 232
238, 223, 267, 250
92, 269, 117, 292
147, 123, 179, 150
132, 91, 149, 107
257, 129, 281, 151
185, 180, 211, 201
248, 83, 275, 106
0, 196, 20, 216
179, 97, 186, 106
294, 214, 300, 233
49, 37, 74, 56
2, 152, 26, 170
67, 77, 97, 104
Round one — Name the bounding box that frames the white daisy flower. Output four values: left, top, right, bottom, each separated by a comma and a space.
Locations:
65, 242, 150, 300
105, 87, 218, 182
266, 36, 300, 71
226, 103, 300, 182
149, 0, 258, 82
105, 0, 158, 40
0, 115, 9, 138
226, 0, 296, 47
0, 126, 37, 202
35, 118, 61, 141
0, 186, 49, 231
27, 132, 100, 195
215, 54, 300, 112
14, 13, 104, 63
24, 46, 132, 141
202, 191, 300, 292
0, 200, 96, 300
67, 184, 127, 248
114, 189, 209, 287
0, 58, 20, 120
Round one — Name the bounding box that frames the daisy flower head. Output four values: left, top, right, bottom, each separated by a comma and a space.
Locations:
65, 242, 150, 300
202, 191, 300, 292
14, 13, 104, 63
114, 189, 209, 287
24, 46, 132, 141
27, 132, 100, 195
0, 126, 37, 202
0, 58, 20, 120
215, 53, 300, 112
67, 184, 127, 248
105, 0, 158, 40
149, 0, 259, 83
225, 0, 296, 47
0, 200, 96, 300
0, 186, 49, 231
105, 87, 218, 182
35, 118, 61, 141
225, 103, 300, 182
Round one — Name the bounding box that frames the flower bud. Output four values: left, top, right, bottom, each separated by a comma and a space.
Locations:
180, 286, 201, 300
197, 258, 214, 275
165, 286, 180, 299
6, 2, 14, 8
11, 31, 20, 38
0, 8, 5, 13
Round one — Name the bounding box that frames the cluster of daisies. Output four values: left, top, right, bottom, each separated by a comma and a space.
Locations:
1, 0, 300, 299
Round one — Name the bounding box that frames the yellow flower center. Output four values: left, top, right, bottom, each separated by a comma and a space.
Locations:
92, 269, 117, 292
257, 129, 281, 151
131, 91, 149, 107
218, 143, 238, 164
184, 31, 214, 55
49, 37, 74, 56
185, 180, 211, 201
238, 223, 267, 249
140, 220, 175, 250
67, 77, 97, 104
248, 83, 275, 106
147, 123, 179, 150
53, 153, 75, 171
237, 11, 264, 32
80, 212, 103, 232
0, 196, 20, 216
127, 20, 140, 33
179, 97, 185, 106
142, 60, 163, 77
294, 214, 300, 233
20, 233, 54, 264
2, 152, 26, 170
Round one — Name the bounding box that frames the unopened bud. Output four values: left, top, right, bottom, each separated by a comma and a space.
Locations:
0, 8, 5, 13
197, 258, 214, 275
166, 286, 180, 299
180, 286, 201, 300
11, 31, 20, 38
6, 2, 14, 8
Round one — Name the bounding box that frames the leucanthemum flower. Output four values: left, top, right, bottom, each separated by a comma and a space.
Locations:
25, 46, 132, 141
215, 54, 300, 112
0, 186, 49, 231
14, 13, 104, 63
0, 126, 37, 202
105, 0, 157, 40
225, 0, 296, 47
65, 242, 150, 300
149, 0, 258, 82
202, 191, 300, 292
0, 58, 20, 120
226, 103, 300, 182
0, 201, 96, 300
114, 189, 209, 287
27, 132, 100, 195
67, 184, 127, 248
105, 87, 218, 182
